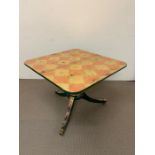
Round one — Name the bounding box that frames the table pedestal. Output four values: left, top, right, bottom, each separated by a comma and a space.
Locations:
55, 90, 107, 135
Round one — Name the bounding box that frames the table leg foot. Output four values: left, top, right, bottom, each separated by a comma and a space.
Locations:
81, 92, 107, 104
59, 96, 76, 135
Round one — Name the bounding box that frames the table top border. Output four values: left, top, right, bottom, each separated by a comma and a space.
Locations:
24, 63, 127, 94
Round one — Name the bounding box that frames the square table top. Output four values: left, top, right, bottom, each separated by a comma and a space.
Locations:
24, 49, 127, 93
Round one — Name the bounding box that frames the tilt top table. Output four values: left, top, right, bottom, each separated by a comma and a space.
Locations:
24, 49, 127, 135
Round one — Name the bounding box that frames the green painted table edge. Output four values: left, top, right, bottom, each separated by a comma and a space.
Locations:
24, 63, 127, 95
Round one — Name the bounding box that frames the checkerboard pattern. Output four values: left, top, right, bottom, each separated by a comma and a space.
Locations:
25, 49, 126, 93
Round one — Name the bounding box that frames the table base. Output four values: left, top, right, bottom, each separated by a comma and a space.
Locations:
55, 90, 107, 135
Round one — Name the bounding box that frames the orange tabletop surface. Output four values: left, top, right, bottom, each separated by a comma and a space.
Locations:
24, 49, 127, 93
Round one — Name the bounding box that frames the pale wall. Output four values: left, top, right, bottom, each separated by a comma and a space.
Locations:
20, 0, 134, 80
